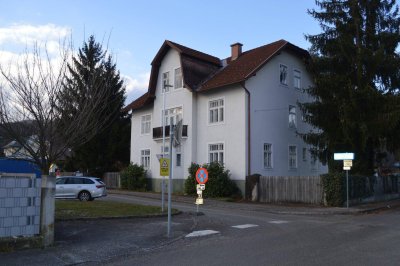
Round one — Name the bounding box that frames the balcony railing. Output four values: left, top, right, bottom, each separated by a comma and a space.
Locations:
152, 125, 188, 139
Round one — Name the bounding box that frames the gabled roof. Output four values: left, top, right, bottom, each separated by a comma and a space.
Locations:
125, 40, 221, 111
122, 92, 154, 112
199, 40, 309, 91
148, 40, 221, 96
124, 39, 309, 112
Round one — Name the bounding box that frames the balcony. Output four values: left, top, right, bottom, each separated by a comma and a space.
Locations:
152, 125, 188, 139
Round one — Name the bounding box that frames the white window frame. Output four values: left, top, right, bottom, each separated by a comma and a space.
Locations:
174, 67, 183, 90
162, 71, 170, 93
280, 64, 288, 86
263, 143, 273, 169
161, 145, 170, 159
289, 105, 296, 129
294, 69, 301, 89
288, 145, 297, 169
140, 149, 151, 169
208, 142, 224, 165
163, 106, 183, 127
140, 114, 151, 135
208, 97, 224, 124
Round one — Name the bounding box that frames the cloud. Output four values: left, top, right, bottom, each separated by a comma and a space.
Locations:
122, 72, 150, 104
0, 24, 71, 48
0, 24, 73, 84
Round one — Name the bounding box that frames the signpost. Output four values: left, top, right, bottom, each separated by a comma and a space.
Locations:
195, 168, 208, 213
334, 152, 354, 208
166, 122, 183, 237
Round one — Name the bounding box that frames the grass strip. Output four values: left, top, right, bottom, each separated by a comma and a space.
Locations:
55, 200, 175, 219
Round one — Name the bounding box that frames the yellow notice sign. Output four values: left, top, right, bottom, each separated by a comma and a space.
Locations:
160, 158, 170, 176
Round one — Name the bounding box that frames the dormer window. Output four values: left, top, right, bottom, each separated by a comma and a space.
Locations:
174, 67, 183, 89
162, 72, 170, 93
294, 70, 301, 89
280, 64, 288, 85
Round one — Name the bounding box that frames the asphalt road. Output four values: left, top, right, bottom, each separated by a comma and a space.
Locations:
100, 193, 400, 266
1, 193, 400, 266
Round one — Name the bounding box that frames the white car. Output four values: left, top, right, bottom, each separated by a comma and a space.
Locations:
55, 176, 107, 201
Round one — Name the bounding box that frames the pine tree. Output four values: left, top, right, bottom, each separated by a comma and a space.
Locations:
300, 0, 400, 174
60, 36, 129, 175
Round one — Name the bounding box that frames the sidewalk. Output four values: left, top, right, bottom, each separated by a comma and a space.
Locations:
108, 189, 400, 215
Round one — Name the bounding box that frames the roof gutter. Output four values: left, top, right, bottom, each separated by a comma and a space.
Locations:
240, 82, 251, 177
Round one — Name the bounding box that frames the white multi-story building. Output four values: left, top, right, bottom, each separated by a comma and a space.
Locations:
124, 40, 327, 193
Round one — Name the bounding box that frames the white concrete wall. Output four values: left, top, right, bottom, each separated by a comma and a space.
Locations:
196, 85, 247, 181
131, 49, 195, 181
131, 106, 155, 177
246, 50, 328, 177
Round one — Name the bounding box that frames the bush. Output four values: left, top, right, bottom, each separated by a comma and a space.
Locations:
322, 173, 376, 206
184, 162, 241, 198
120, 163, 147, 191
321, 173, 345, 207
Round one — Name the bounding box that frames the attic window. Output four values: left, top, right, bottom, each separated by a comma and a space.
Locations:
174, 67, 183, 89
163, 72, 170, 93
280, 64, 288, 85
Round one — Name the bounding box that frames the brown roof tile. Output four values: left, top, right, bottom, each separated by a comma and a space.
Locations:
199, 40, 309, 91
122, 92, 154, 112
124, 39, 309, 111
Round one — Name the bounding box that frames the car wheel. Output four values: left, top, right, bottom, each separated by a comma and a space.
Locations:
78, 191, 91, 201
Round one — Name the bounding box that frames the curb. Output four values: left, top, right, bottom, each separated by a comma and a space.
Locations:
55, 210, 183, 222
107, 190, 400, 216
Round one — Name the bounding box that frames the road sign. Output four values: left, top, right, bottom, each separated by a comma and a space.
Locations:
160, 158, 170, 176
343, 166, 351, 170
196, 198, 204, 205
334, 153, 354, 160
343, 160, 353, 167
196, 168, 209, 184
196, 184, 203, 196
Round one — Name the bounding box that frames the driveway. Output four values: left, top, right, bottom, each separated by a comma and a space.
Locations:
0, 212, 196, 266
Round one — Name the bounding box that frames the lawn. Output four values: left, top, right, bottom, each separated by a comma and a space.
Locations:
55, 200, 176, 220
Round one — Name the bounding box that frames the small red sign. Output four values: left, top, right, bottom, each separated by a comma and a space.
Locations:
195, 168, 209, 184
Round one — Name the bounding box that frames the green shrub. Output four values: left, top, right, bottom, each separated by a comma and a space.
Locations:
321, 173, 345, 207
184, 162, 200, 195
322, 173, 376, 206
184, 162, 241, 198
120, 163, 147, 191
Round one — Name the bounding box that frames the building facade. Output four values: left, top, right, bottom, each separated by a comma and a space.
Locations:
125, 40, 328, 193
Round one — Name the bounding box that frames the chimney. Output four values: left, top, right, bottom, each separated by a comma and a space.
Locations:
230, 42, 243, 61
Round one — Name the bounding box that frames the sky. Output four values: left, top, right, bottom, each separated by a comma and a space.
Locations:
0, 0, 329, 105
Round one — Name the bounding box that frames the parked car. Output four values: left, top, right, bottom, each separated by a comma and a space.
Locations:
55, 176, 107, 201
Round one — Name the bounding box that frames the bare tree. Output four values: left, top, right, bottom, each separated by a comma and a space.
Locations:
0, 40, 119, 173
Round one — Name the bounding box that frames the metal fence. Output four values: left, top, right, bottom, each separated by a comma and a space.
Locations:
254, 176, 323, 205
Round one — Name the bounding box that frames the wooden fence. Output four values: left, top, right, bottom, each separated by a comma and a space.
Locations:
103, 172, 121, 189
256, 176, 323, 204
